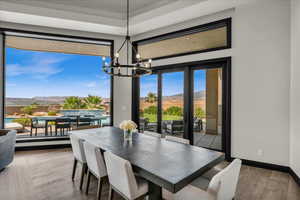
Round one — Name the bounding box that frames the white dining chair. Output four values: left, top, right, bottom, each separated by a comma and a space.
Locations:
142, 131, 162, 138
104, 151, 149, 200
163, 159, 242, 200
83, 141, 107, 200
165, 135, 220, 181
70, 134, 87, 190
165, 135, 190, 144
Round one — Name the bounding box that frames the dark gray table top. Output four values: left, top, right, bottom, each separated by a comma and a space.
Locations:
70, 127, 224, 192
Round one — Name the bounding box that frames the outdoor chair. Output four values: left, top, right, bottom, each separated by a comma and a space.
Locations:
78, 117, 93, 127
139, 118, 149, 132
30, 118, 52, 136
193, 117, 203, 132
55, 118, 71, 136
165, 120, 184, 135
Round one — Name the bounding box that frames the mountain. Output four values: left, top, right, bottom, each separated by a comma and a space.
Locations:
6, 96, 110, 106
164, 91, 205, 99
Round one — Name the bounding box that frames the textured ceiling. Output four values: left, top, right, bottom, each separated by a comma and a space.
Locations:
3, 0, 179, 18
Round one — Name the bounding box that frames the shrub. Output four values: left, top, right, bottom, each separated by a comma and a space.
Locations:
12, 118, 31, 127
21, 104, 37, 115
47, 111, 57, 116
164, 106, 183, 116
194, 107, 205, 119
144, 106, 158, 115
62, 96, 86, 109
139, 109, 144, 117
83, 95, 104, 109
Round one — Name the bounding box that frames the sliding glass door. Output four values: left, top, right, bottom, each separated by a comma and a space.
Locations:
161, 71, 184, 138
139, 74, 158, 132
134, 59, 231, 156
193, 68, 223, 151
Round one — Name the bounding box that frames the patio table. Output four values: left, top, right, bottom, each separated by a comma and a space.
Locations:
34, 116, 102, 136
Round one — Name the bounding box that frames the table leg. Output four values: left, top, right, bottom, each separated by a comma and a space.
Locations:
148, 181, 162, 200
45, 121, 48, 136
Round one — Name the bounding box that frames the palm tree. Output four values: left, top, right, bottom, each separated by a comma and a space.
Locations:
62, 96, 86, 109
145, 92, 157, 103
83, 95, 105, 109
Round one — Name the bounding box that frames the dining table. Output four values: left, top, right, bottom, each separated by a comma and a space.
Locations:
70, 127, 224, 200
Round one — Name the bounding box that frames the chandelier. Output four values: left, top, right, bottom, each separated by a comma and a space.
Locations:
102, 0, 152, 77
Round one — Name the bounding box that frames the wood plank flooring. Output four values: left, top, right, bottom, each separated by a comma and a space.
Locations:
0, 149, 299, 200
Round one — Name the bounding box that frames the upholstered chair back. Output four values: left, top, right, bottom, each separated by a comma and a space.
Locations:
208, 159, 242, 200
83, 141, 107, 178
104, 151, 138, 199
70, 134, 86, 162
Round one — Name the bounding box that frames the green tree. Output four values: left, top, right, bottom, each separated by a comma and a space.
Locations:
194, 107, 205, 119
145, 92, 157, 103
144, 105, 158, 115
62, 96, 86, 109
21, 104, 37, 115
164, 106, 183, 116
83, 95, 104, 109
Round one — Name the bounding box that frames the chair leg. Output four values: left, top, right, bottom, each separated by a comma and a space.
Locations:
35, 128, 37, 136
72, 158, 78, 181
108, 185, 114, 200
30, 127, 32, 136
85, 169, 91, 194
79, 163, 87, 190
50, 126, 52, 136
97, 178, 104, 200
55, 128, 58, 136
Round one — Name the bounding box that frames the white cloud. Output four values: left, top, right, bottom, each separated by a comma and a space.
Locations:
6, 53, 65, 79
85, 81, 97, 88
6, 82, 16, 87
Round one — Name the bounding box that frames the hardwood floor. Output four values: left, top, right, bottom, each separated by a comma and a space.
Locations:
0, 149, 299, 200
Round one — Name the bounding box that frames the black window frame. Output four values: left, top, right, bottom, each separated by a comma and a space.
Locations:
132, 18, 231, 62
132, 57, 232, 161
0, 27, 114, 146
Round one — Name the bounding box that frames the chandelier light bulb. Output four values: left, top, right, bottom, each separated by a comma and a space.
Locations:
148, 59, 152, 63
102, 57, 106, 61
115, 53, 120, 58
136, 54, 141, 59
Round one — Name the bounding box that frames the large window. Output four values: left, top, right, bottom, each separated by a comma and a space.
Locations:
2, 32, 113, 141
133, 18, 231, 61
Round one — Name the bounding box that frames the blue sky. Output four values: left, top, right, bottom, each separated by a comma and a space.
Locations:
5, 48, 111, 98
140, 70, 206, 97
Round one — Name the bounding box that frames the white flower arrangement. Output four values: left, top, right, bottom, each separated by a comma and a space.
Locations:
119, 120, 137, 131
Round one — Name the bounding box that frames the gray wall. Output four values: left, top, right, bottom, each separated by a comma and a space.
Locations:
290, 0, 300, 177
133, 0, 291, 166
